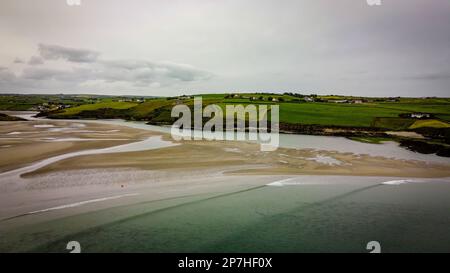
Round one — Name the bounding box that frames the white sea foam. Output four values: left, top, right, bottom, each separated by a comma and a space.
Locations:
380, 179, 441, 185
70, 123, 86, 128
306, 155, 343, 166
34, 124, 54, 128
48, 128, 65, 132
381, 179, 415, 185
42, 137, 128, 142
223, 147, 242, 153
266, 178, 305, 186
25, 193, 139, 215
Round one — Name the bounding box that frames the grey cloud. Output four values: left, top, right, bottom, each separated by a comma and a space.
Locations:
2, 45, 213, 92
162, 62, 213, 82
13, 58, 25, 64
28, 56, 44, 65
403, 72, 450, 81
20, 44, 213, 86
22, 67, 67, 80
39, 44, 100, 63
0, 68, 16, 82
97, 59, 212, 84
22, 67, 95, 83
2, 0, 449, 96
99, 60, 150, 70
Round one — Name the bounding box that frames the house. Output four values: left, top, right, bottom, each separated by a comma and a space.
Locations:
352, 100, 363, 104
178, 95, 192, 100
304, 97, 314, 102
410, 113, 431, 119
272, 98, 278, 102
32, 105, 49, 111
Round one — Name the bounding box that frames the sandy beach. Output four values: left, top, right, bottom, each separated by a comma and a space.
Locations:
1, 116, 450, 217
1, 115, 450, 252
27, 138, 450, 178
0, 119, 156, 172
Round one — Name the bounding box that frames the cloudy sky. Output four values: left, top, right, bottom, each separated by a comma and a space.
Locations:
1, 0, 449, 97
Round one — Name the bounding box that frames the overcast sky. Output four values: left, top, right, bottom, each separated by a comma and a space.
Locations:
1, 0, 449, 97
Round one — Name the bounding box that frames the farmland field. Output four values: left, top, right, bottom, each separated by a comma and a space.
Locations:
57, 101, 138, 116
2, 94, 449, 131
409, 119, 450, 129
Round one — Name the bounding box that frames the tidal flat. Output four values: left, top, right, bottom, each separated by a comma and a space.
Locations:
1, 113, 449, 252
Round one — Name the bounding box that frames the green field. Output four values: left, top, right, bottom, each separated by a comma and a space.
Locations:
375, 103, 450, 122
279, 103, 403, 127
371, 117, 415, 130
409, 119, 450, 129
57, 101, 138, 116
2, 93, 449, 131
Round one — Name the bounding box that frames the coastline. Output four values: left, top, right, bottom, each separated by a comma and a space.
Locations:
40, 107, 450, 158
1, 111, 449, 177
1, 111, 450, 252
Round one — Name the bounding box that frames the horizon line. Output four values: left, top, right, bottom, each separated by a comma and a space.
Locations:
0, 92, 449, 99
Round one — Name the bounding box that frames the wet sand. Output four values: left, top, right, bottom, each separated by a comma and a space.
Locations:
1, 117, 449, 219
0, 119, 157, 172
1, 117, 450, 252
24, 137, 450, 178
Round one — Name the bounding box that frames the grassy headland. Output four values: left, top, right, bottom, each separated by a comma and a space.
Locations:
0, 113, 26, 121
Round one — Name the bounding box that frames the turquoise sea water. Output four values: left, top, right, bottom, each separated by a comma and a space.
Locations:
2, 177, 449, 253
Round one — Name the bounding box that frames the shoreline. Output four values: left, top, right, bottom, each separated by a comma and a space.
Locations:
1, 111, 449, 175
1, 112, 449, 215
38, 107, 450, 158
1, 112, 450, 252
5, 110, 450, 160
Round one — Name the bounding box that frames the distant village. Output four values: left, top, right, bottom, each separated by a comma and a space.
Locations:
30, 96, 147, 111
221, 93, 402, 104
